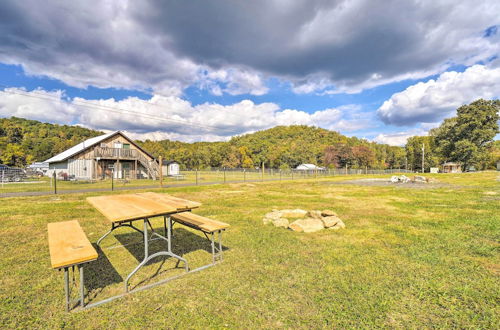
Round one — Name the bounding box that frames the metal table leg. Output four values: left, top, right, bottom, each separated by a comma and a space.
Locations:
124, 217, 189, 292
79, 265, 85, 308
64, 267, 69, 312
218, 230, 223, 261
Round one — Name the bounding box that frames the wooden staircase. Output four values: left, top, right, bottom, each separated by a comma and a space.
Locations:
137, 153, 160, 180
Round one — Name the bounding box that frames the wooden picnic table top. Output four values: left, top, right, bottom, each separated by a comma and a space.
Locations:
86, 192, 201, 223
48, 220, 98, 269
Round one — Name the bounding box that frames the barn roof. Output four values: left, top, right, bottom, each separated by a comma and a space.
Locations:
45, 131, 154, 163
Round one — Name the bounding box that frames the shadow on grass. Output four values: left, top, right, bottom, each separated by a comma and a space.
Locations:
84, 244, 123, 299
113, 227, 229, 263
84, 225, 230, 295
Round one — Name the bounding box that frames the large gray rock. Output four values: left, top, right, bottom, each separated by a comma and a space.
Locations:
321, 210, 337, 217
280, 209, 308, 218
413, 175, 428, 183
264, 211, 282, 220
321, 216, 341, 228
329, 219, 346, 230
289, 218, 324, 233
307, 210, 323, 219
391, 175, 410, 183
272, 218, 290, 228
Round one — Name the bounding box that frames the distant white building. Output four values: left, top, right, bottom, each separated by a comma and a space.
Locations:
28, 162, 49, 174
162, 160, 180, 176
296, 164, 325, 171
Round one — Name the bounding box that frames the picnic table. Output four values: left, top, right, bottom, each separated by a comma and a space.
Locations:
47, 192, 229, 311
86, 192, 201, 292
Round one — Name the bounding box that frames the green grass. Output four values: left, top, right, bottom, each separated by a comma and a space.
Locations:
0, 170, 294, 193
0, 172, 498, 328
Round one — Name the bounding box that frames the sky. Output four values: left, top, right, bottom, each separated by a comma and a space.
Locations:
0, 0, 499, 145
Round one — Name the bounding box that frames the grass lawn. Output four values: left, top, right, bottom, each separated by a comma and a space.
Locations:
0, 172, 498, 328
0, 170, 290, 194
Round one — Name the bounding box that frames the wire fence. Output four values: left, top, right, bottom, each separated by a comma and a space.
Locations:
0, 167, 413, 196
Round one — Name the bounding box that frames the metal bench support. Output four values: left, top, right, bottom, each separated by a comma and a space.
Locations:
62, 264, 86, 312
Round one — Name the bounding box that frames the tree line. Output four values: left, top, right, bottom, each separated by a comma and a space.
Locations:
404, 99, 499, 171
1, 99, 498, 171
0, 117, 101, 167
0, 117, 405, 170
137, 125, 407, 170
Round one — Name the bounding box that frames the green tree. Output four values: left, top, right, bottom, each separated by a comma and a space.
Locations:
1, 144, 26, 166
431, 99, 500, 170
405, 136, 439, 172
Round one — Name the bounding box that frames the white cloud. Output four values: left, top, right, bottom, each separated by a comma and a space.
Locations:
0, 88, 77, 123
198, 68, 269, 96
1, 1, 499, 96
373, 129, 428, 146
377, 64, 500, 125
0, 87, 369, 141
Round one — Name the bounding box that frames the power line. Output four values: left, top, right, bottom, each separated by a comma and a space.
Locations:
0, 85, 245, 134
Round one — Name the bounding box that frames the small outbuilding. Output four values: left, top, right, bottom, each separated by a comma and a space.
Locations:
296, 164, 325, 171
162, 160, 180, 176
442, 162, 462, 173
28, 162, 49, 175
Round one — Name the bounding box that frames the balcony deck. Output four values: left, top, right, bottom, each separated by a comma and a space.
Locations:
94, 147, 138, 160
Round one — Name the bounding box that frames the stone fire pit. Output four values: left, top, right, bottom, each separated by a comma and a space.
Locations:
263, 209, 345, 233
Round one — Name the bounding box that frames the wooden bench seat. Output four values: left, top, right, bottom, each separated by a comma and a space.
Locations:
170, 212, 229, 264
48, 220, 98, 269
171, 212, 230, 233
48, 220, 98, 311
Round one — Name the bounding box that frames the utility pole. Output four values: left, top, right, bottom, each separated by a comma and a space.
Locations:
421, 143, 425, 173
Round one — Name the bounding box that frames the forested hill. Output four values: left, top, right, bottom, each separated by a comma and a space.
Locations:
0, 117, 405, 169
0, 117, 102, 166
133, 125, 405, 169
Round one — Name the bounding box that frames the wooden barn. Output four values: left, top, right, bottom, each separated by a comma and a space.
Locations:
45, 131, 159, 180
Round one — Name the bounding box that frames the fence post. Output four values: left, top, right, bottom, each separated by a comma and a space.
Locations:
111, 169, 114, 191
243, 169, 246, 182
1, 170, 3, 188
261, 162, 264, 182
223, 168, 226, 183
196, 169, 198, 185
53, 171, 57, 195
279, 169, 282, 181
291, 170, 294, 180
159, 156, 163, 188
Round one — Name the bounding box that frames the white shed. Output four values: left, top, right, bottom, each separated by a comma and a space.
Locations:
162, 160, 180, 176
